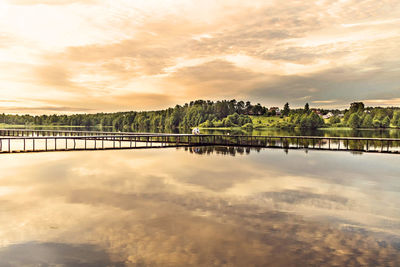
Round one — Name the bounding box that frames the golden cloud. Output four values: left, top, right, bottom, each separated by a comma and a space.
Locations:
0, 0, 400, 113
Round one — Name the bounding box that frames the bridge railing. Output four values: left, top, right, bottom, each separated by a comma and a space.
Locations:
1, 129, 400, 154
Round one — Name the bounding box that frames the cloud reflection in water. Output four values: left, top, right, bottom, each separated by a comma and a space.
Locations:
0, 147, 399, 266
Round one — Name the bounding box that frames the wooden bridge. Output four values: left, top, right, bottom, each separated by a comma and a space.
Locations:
1, 129, 400, 154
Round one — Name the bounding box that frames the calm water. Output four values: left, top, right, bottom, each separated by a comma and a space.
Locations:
0, 147, 399, 266
6, 125, 400, 138
201, 127, 400, 138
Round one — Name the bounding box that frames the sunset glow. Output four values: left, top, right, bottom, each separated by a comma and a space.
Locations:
1, 0, 400, 114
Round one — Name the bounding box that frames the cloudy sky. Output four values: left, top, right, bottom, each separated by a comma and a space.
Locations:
0, 0, 399, 114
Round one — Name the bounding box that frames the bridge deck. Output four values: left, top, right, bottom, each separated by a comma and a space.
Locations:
1, 129, 400, 154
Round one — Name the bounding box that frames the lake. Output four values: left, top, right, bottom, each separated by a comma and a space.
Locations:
5, 125, 400, 139
0, 146, 399, 266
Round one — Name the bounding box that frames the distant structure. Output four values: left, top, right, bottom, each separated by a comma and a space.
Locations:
192, 127, 200, 135
322, 112, 334, 119
269, 107, 281, 116
311, 109, 322, 116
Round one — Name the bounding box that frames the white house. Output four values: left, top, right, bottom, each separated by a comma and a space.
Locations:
322, 112, 334, 119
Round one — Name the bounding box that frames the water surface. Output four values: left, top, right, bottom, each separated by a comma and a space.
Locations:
6, 125, 400, 138
0, 147, 399, 266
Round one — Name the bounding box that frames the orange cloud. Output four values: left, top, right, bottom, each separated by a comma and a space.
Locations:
0, 0, 400, 113
6, 0, 97, 5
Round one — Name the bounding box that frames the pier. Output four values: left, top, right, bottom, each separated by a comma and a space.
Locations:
1, 129, 400, 154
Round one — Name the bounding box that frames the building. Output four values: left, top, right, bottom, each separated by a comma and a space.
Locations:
269, 107, 281, 116
322, 112, 334, 119
311, 109, 322, 116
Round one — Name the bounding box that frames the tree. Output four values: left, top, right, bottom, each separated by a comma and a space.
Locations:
252, 103, 263, 115
308, 112, 324, 128
304, 103, 310, 114
373, 119, 381, 128
237, 101, 244, 114
391, 111, 400, 126
382, 116, 391, 128
373, 109, 386, 121
361, 114, 373, 128
168, 107, 182, 127
348, 113, 360, 129
329, 116, 340, 125
282, 102, 290, 116
245, 101, 252, 114
299, 114, 311, 128
349, 102, 365, 113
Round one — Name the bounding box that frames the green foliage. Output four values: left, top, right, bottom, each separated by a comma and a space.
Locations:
282, 102, 290, 116
304, 103, 310, 114
391, 111, 400, 127
220, 113, 252, 127
2, 101, 400, 131
349, 102, 365, 113
241, 123, 253, 129
300, 114, 311, 128
373, 120, 381, 128
341, 102, 397, 129
0, 100, 267, 131
361, 114, 373, 128
382, 116, 391, 128
329, 116, 341, 124
348, 113, 361, 129
199, 120, 214, 127
287, 112, 324, 129
344, 111, 351, 122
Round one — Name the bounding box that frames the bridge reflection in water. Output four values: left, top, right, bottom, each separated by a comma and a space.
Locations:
1, 129, 400, 154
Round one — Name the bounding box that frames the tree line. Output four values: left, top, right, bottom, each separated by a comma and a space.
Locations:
320, 102, 400, 129
1, 100, 400, 130
0, 100, 265, 131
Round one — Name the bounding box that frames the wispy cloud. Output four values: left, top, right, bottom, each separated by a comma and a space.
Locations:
6, 0, 97, 5
312, 100, 337, 104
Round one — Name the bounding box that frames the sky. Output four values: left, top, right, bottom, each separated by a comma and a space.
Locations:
0, 0, 400, 114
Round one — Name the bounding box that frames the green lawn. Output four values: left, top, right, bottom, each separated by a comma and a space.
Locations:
249, 115, 286, 127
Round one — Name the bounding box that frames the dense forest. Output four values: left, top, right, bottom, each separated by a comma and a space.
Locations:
0, 100, 265, 131
1, 100, 400, 130
267, 102, 400, 129
341, 102, 400, 128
